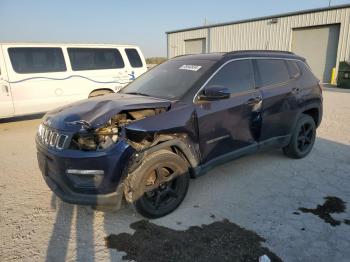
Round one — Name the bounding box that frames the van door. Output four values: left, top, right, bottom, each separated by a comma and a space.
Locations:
66, 47, 130, 95
124, 47, 147, 81
0, 46, 14, 118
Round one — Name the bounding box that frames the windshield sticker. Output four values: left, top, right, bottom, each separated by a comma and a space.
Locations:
179, 65, 202, 71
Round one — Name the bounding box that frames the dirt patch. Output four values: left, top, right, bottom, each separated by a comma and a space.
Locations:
105, 219, 282, 262
299, 196, 348, 226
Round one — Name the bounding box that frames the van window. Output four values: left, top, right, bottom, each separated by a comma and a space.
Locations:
125, 48, 143, 68
205, 60, 254, 94
256, 59, 290, 87
8, 47, 66, 74
286, 60, 301, 79
68, 48, 124, 71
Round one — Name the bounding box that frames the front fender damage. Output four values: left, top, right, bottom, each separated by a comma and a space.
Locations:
68, 105, 200, 206
120, 107, 200, 205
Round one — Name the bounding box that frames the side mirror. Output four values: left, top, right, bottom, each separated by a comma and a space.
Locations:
199, 86, 230, 101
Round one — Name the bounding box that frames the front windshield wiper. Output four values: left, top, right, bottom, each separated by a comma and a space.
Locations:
125, 92, 150, 97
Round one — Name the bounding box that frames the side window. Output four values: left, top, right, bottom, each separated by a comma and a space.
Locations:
256, 59, 290, 87
205, 60, 254, 94
68, 48, 124, 71
297, 61, 319, 83
125, 48, 143, 68
298, 61, 319, 82
8, 47, 66, 74
286, 60, 301, 79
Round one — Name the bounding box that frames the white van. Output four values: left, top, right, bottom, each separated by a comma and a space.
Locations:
0, 43, 147, 118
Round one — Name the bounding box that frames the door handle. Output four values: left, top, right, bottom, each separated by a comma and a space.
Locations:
1, 85, 9, 96
246, 95, 262, 105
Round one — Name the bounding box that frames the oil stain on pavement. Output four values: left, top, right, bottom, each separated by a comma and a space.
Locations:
105, 219, 282, 262
298, 196, 349, 226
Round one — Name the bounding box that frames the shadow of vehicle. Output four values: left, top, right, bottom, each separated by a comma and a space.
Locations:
44, 137, 350, 261
46, 195, 95, 262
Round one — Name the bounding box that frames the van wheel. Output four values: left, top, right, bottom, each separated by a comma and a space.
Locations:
88, 89, 113, 98
124, 150, 190, 219
283, 114, 316, 159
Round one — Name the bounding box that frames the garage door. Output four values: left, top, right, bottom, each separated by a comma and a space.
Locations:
292, 24, 340, 83
185, 38, 206, 55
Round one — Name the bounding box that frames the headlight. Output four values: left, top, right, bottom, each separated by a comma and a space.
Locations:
37, 124, 69, 150
77, 134, 97, 151
38, 124, 44, 137
71, 127, 118, 151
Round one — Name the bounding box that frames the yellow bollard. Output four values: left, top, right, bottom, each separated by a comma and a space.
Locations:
331, 67, 337, 85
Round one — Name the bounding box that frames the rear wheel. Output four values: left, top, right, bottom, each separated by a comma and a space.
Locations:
283, 114, 316, 159
88, 89, 113, 98
124, 150, 190, 219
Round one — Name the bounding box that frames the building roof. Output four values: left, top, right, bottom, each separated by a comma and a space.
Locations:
166, 4, 350, 34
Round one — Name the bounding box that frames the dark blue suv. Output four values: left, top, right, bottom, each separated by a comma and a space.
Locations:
36, 51, 323, 218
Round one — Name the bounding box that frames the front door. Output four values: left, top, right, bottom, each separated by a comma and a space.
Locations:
0, 47, 14, 118
195, 59, 262, 164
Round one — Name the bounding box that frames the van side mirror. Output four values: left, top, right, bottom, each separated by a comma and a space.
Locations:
199, 86, 230, 101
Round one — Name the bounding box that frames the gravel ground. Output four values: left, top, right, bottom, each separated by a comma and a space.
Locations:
1, 88, 350, 262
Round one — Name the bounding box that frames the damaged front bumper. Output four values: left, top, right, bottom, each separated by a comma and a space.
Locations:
36, 135, 135, 207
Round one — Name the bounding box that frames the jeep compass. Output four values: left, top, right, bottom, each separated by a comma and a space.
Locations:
36, 51, 323, 218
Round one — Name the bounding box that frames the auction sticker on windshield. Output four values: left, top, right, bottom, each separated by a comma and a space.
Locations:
179, 65, 202, 71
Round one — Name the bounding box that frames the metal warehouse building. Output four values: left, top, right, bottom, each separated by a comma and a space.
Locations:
166, 4, 350, 83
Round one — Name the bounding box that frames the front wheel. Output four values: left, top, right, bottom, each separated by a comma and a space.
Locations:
124, 150, 190, 219
283, 114, 316, 159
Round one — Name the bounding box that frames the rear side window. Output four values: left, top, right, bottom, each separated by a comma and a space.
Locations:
8, 47, 66, 74
286, 60, 301, 79
125, 48, 143, 68
68, 48, 124, 71
205, 60, 254, 94
256, 59, 290, 87
297, 61, 319, 83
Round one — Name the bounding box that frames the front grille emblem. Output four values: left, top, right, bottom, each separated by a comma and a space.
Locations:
38, 124, 68, 150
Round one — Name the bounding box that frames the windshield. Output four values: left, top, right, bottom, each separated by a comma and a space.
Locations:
120, 59, 216, 100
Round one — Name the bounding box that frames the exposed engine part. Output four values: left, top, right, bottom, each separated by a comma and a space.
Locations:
70, 108, 167, 151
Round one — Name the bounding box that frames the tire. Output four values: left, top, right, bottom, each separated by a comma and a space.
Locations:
283, 114, 316, 159
88, 89, 113, 98
124, 149, 190, 219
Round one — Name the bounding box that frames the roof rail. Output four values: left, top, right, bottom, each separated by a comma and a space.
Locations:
224, 50, 295, 55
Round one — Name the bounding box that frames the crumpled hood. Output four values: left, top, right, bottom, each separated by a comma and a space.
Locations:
43, 93, 172, 131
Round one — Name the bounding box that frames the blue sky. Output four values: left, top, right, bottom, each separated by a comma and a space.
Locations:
0, 0, 349, 57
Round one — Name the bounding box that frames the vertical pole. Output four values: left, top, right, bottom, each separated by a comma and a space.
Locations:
207, 27, 211, 53
331, 67, 337, 85
166, 33, 169, 59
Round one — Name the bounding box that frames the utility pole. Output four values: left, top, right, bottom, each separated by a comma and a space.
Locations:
329, 0, 332, 7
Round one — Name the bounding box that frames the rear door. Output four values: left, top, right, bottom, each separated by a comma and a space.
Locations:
124, 47, 147, 81
66, 47, 129, 93
195, 59, 262, 163
255, 58, 299, 142
0, 46, 14, 117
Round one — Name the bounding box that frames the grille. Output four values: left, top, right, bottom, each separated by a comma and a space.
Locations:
38, 124, 68, 150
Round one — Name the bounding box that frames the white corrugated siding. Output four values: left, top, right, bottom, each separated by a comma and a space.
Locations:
167, 7, 350, 75
168, 29, 207, 58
